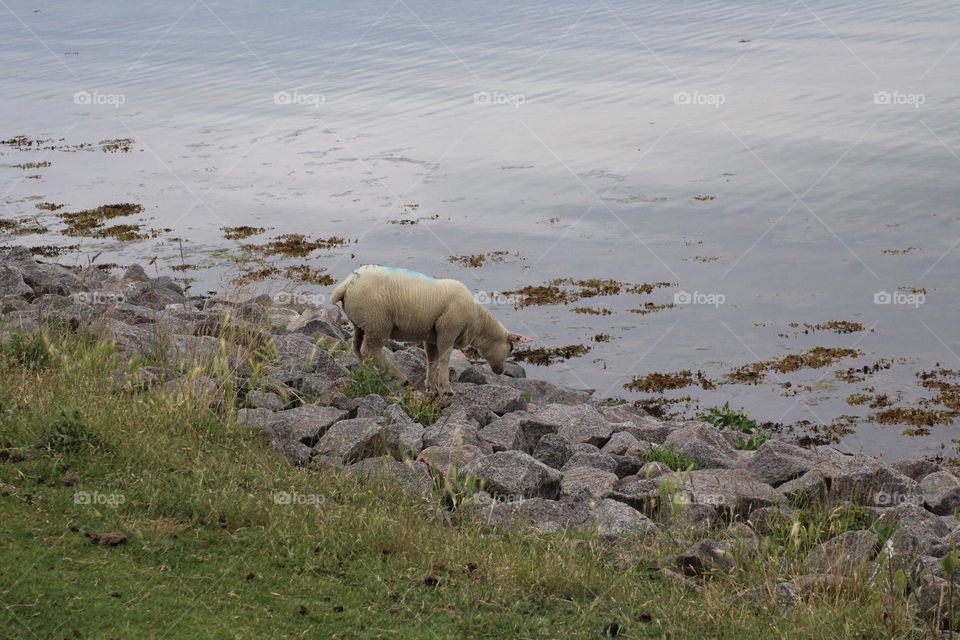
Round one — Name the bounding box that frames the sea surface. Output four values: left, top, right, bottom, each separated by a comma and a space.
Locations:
2, 0, 958, 459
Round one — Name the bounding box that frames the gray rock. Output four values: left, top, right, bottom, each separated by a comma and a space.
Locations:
532, 433, 577, 470
672, 469, 780, 518
525, 404, 613, 447
590, 498, 658, 539
892, 458, 943, 482
445, 383, 527, 422
457, 364, 501, 385
676, 539, 735, 576
808, 530, 879, 575
291, 317, 349, 342
663, 422, 737, 469
921, 470, 960, 516
123, 277, 186, 309
416, 445, 485, 479
274, 440, 312, 466
161, 375, 223, 409
597, 407, 672, 444
600, 431, 645, 456
778, 469, 830, 506
502, 362, 526, 378
312, 417, 402, 464
610, 454, 644, 478
748, 505, 799, 534
638, 461, 672, 479
464, 451, 562, 500
387, 347, 428, 389
479, 411, 555, 453
826, 458, 920, 508
0, 264, 33, 299
505, 378, 592, 405
877, 504, 950, 565
472, 497, 589, 533
561, 452, 619, 474
247, 390, 286, 411
356, 394, 388, 418
349, 456, 433, 497
423, 411, 486, 451
560, 467, 619, 500
274, 404, 350, 445
914, 573, 951, 623
740, 439, 818, 487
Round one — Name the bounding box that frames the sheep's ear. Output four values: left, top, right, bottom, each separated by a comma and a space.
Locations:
507, 332, 532, 344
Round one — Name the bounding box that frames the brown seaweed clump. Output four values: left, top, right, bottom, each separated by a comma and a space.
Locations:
59, 203, 143, 236
628, 302, 675, 315
571, 307, 612, 316
223, 226, 267, 240
512, 344, 590, 366
35, 202, 64, 211
99, 138, 134, 153
244, 233, 349, 258
504, 278, 672, 308
624, 370, 715, 393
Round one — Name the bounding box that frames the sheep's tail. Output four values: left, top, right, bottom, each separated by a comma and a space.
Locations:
330, 270, 357, 308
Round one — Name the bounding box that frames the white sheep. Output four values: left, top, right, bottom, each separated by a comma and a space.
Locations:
331, 265, 530, 394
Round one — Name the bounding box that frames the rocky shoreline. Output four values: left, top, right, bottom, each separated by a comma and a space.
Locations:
2, 245, 960, 618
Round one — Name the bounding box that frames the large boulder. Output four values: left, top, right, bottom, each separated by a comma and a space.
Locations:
526, 404, 613, 447
478, 411, 555, 453
505, 378, 592, 405
672, 469, 780, 519
676, 539, 735, 577
0, 264, 33, 299
532, 433, 577, 470
560, 467, 619, 500
417, 445, 485, 480
349, 456, 433, 497
663, 422, 737, 469
422, 411, 486, 451
740, 439, 818, 487
387, 347, 428, 389
590, 498, 658, 539
921, 470, 960, 516
273, 404, 349, 446
471, 497, 589, 533
600, 431, 646, 456
560, 452, 619, 474
464, 451, 562, 500
444, 383, 527, 423
807, 530, 879, 575
312, 416, 423, 464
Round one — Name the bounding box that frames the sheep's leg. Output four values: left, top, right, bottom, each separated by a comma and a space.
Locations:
351, 324, 365, 361
424, 342, 439, 392
360, 332, 406, 382
432, 332, 457, 396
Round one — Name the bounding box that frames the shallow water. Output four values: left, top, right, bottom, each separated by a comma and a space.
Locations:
2, 0, 958, 459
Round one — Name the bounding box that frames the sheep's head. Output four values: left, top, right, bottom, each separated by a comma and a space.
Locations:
480, 331, 531, 374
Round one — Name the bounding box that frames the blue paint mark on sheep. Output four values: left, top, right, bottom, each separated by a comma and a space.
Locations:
370, 265, 436, 280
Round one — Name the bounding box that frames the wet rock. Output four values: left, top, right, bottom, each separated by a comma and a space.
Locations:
920, 470, 960, 516
532, 433, 577, 470
808, 530, 879, 575
445, 383, 527, 422
663, 422, 737, 469
740, 439, 818, 487
590, 498, 657, 539
561, 452, 619, 474
676, 539, 735, 577
463, 451, 562, 500
560, 467, 619, 500
600, 431, 645, 456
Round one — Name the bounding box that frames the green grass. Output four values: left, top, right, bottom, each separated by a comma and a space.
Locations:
344, 358, 395, 398
397, 389, 445, 426
700, 402, 770, 451
639, 445, 699, 471
0, 327, 933, 638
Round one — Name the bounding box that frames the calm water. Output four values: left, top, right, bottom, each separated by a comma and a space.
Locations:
2, 0, 958, 459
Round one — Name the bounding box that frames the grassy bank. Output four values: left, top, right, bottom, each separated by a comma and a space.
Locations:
0, 328, 923, 638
